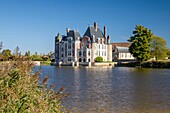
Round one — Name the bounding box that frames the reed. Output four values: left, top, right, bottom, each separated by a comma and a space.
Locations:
0, 57, 68, 113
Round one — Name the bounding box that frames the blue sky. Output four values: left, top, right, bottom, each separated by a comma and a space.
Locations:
0, 0, 170, 54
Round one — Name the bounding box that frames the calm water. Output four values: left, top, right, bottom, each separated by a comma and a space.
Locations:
38, 66, 170, 113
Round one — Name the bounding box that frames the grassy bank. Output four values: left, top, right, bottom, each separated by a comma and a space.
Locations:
0, 60, 67, 113
40, 61, 51, 65
141, 60, 170, 68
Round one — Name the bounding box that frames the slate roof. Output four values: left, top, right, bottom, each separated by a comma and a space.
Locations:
116, 46, 129, 53
67, 30, 81, 41
83, 26, 104, 40
112, 42, 131, 47
62, 35, 67, 41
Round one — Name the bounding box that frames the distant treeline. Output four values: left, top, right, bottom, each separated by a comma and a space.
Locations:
0, 42, 54, 61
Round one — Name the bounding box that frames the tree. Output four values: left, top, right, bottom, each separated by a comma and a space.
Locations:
25, 51, 31, 57
95, 56, 103, 62
167, 49, 170, 59
2, 49, 12, 61
150, 36, 168, 60
14, 46, 20, 56
128, 25, 153, 62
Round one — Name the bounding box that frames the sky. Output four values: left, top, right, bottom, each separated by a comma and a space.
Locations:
0, 0, 170, 54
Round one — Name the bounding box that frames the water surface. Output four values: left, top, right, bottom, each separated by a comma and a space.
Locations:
38, 66, 170, 113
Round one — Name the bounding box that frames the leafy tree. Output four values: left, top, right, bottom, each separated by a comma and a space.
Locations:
167, 49, 170, 59
128, 25, 153, 62
150, 36, 168, 60
25, 51, 31, 57
27, 51, 31, 57
95, 56, 103, 62
2, 49, 12, 61
31, 52, 43, 61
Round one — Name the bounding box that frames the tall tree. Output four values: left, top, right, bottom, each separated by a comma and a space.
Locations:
25, 51, 31, 57
128, 25, 153, 62
150, 36, 168, 60
14, 46, 20, 56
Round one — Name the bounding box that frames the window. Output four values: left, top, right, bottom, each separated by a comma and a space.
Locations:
79, 58, 82, 62
88, 59, 90, 62
68, 51, 71, 56
65, 43, 67, 57
68, 44, 71, 49
83, 58, 86, 62
61, 54, 63, 57
83, 51, 86, 57
79, 51, 81, 56
68, 58, 72, 61
88, 51, 90, 56
104, 51, 106, 56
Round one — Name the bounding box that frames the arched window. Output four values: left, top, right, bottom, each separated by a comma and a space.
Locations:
88, 51, 90, 56
83, 58, 86, 62
88, 59, 90, 62
79, 58, 82, 62
83, 51, 86, 57
79, 51, 81, 56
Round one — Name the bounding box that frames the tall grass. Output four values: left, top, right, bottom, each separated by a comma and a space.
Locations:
0, 57, 67, 113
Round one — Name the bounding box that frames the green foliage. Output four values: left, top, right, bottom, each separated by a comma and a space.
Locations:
167, 49, 170, 59
1, 49, 12, 61
150, 36, 168, 60
0, 59, 67, 113
25, 51, 31, 57
141, 61, 170, 68
95, 56, 103, 62
31, 52, 43, 61
128, 25, 153, 62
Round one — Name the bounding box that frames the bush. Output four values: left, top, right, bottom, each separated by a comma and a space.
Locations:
95, 56, 103, 62
0, 59, 67, 113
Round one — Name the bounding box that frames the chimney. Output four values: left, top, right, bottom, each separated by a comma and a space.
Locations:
66, 28, 70, 35
94, 22, 97, 31
104, 26, 106, 38
107, 35, 110, 44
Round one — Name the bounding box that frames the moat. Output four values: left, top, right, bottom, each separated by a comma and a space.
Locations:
38, 66, 170, 113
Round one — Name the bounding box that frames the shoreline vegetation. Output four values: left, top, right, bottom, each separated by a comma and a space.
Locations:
116, 60, 170, 68
141, 60, 170, 68
0, 57, 68, 113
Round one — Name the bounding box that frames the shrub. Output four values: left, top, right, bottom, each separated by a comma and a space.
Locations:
0, 59, 67, 113
95, 56, 103, 62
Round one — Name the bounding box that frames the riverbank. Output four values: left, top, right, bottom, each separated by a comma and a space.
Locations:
116, 60, 170, 68
141, 60, 170, 68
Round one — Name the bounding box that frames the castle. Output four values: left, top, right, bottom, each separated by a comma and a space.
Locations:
55, 22, 112, 64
